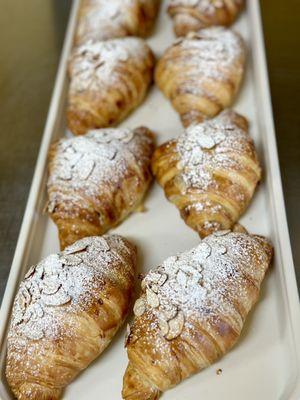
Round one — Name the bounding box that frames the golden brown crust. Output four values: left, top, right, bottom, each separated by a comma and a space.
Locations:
122, 231, 273, 398
67, 38, 155, 136
47, 127, 155, 249
151, 110, 261, 238
155, 27, 246, 127
168, 0, 244, 37
6, 235, 137, 400
75, 0, 161, 45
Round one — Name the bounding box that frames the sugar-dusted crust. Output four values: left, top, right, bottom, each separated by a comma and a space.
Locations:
122, 231, 273, 399
155, 27, 246, 127
168, 0, 244, 36
67, 38, 155, 135
152, 110, 261, 237
6, 235, 137, 400
47, 127, 155, 249
75, 0, 161, 45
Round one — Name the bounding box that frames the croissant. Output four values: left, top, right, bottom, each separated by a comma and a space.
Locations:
67, 38, 155, 136
152, 110, 261, 238
168, 0, 244, 37
47, 127, 154, 249
75, 0, 161, 45
6, 235, 137, 400
122, 231, 273, 399
155, 27, 246, 127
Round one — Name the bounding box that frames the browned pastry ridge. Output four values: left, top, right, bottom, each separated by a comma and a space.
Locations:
122, 231, 273, 399
75, 0, 161, 45
168, 0, 244, 37
152, 110, 261, 238
6, 235, 137, 400
47, 127, 155, 249
155, 26, 246, 127
67, 37, 155, 136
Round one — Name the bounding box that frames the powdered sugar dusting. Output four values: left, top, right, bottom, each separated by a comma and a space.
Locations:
8, 235, 132, 341
69, 38, 148, 93
47, 127, 153, 215
129, 232, 271, 354
169, 0, 243, 15
176, 110, 255, 191
76, 0, 138, 43
173, 27, 244, 84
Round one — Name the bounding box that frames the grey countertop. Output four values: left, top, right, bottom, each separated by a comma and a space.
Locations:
0, 0, 299, 301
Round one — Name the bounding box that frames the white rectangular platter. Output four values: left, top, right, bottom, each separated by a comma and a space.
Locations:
1, 1, 300, 399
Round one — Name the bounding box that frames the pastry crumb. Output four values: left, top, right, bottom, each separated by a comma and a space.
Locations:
216, 368, 223, 375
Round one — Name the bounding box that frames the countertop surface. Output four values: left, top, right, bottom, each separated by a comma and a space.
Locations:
0, 0, 299, 301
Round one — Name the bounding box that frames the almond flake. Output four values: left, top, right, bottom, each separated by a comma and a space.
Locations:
158, 273, 168, 286
25, 266, 36, 280
214, 230, 231, 237
122, 131, 134, 143
197, 242, 212, 260
64, 242, 89, 255
150, 284, 159, 294
78, 159, 95, 180
165, 311, 185, 340
160, 304, 178, 321
177, 270, 187, 286
146, 289, 160, 308
198, 135, 215, 150
41, 289, 71, 307
61, 255, 82, 266
158, 318, 169, 337
216, 245, 227, 255
133, 298, 146, 317
124, 324, 131, 347
59, 169, 72, 181
41, 280, 61, 295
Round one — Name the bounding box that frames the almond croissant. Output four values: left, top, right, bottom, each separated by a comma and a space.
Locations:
75, 0, 161, 45
122, 231, 273, 399
47, 127, 154, 249
168, 0, 244, 37
67, 38, 155, 135
155, 27, 245, 127
6, 235, 137, 400
152, 110, 261, 238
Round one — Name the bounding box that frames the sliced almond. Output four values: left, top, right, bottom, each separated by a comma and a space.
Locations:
141, 279, 148, 291
198, 135, 216, 150
160, 304, 178, 321
61, 254, 82, 266
78, 159, 95, 180
133, 298, 146, 317
150, 284, 159, 294
124, 324, 131, 347
177, 270, 187, 287
197, 242, 212, 261
42, 288, 71, 307
165, 311, 185, 340
59, 168, 72, 181
158, 318, 169, 337
19, 287, 31, 310
64, 241, 89, 255
214, 230, 231, 237
25, 326, 44, 341
122, 131, 134, 143
41, 280, 61, 295
158, 273, 168, 287
31, 303, 44, 320
216, 245, 227, 255
94, 237, 110, 252
47, 200, 56, 214
146, 289, 160, 308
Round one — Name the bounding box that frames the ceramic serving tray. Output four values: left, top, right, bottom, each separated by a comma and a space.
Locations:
0, 1, 300, 399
